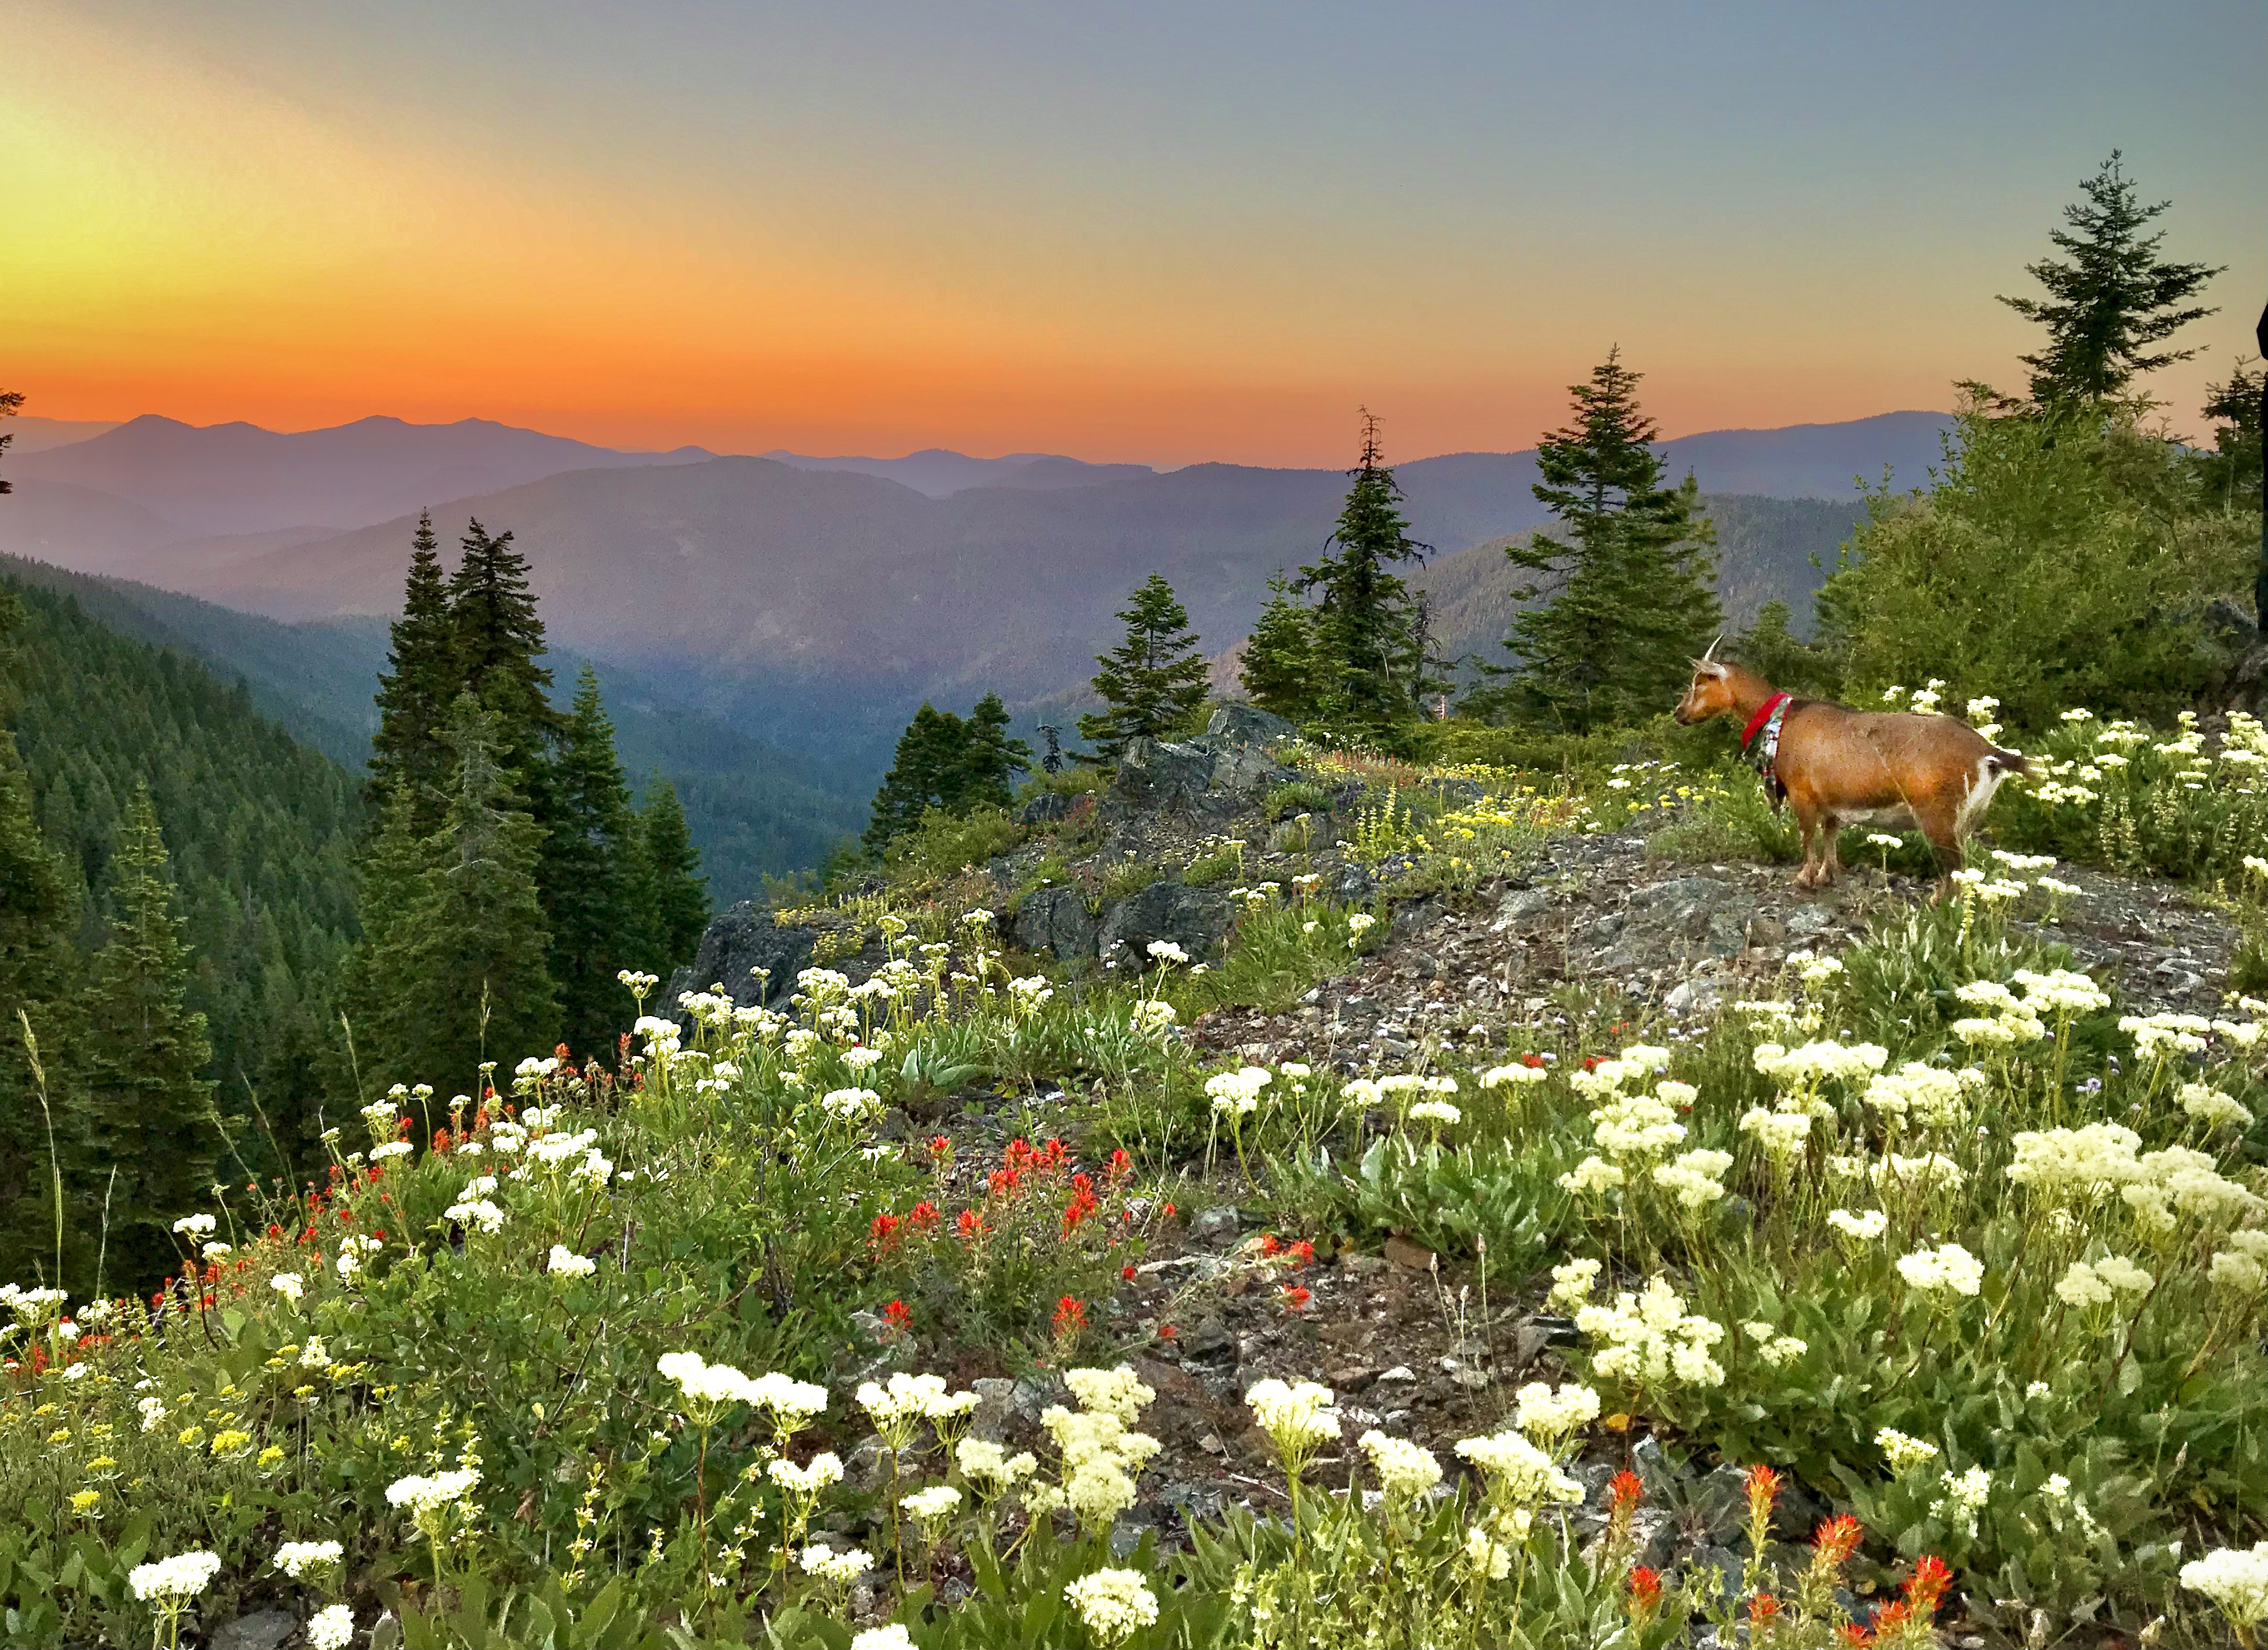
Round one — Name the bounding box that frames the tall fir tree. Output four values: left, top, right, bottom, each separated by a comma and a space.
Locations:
1237, 573, 1321, 720
1484, 348, 1721, 732
1079, 575, 1210, 760
367, 511, 461, 834
448, 518, 563, 805
632, 780, 708, 978
76, 788, 216, 1292
368, 697, 558, 1094
1997, 153, 2220, 408
1293, 414, 1434, 730
955, 693, 1032, 807
548, 667, 638, 1059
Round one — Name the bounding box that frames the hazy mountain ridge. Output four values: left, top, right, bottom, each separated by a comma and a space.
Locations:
0, 408, 1950, 765
9, 413, 717, 537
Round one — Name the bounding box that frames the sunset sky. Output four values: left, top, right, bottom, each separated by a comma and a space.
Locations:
8, 0, 2263, 466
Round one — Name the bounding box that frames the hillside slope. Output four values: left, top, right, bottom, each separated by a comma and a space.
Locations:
2, 571, 362, 1159
0, 555, 865, 896
1414, 493, 1867, 675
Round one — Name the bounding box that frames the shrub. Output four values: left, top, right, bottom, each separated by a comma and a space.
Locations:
1815, 403, 2252, 730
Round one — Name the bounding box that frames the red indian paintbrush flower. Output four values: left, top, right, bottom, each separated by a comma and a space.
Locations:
1811, 1514, 1865, 1568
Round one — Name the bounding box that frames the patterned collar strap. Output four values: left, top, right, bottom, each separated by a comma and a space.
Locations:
1740, 692, 1792, 754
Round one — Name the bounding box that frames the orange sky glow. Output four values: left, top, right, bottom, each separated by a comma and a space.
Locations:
8, 1, 2262, 466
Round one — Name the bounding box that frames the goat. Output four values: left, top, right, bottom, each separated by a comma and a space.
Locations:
1673, 654, 2030, 892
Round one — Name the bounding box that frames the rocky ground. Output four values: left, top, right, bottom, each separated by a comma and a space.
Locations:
822, 831, 2243, 1594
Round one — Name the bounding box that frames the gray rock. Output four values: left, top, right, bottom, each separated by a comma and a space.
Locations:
1204, 703, 1295, 747
1664, 975, 1723, 1015
843, 1434, 922, 1492
1493, 886, 1555, 927
1179, 1317, 1237, 1362
1189, 1205, 1242, 1246
1207, 739, 1296, 800
1099, 879, 1234, 962
668, 900, 817, 1007
970, 1377, 1017, 1442
1013, 884, 1100, 959
1704, 909, 1747, 958
1109, 737, 1224, 816
210, 1613, 298, 1650
2205, 596, 2260, 647
1626, 875, 1740, 934
1016, 791, 1074, 825
1783, 903, 1835, 938
1161, 1479, 1232, 1524
1010, 1372, 1070, 1420
1333, 863, 1378, 905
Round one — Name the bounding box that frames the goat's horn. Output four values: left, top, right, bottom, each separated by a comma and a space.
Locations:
1701, 633, 1723, 662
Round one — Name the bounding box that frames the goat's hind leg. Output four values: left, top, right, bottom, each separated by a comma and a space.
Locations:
1917, 798, 1963, 903
1818, 815, 1844, 886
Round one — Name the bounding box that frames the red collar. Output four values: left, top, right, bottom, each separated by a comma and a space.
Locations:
1740, 692, 1792, 752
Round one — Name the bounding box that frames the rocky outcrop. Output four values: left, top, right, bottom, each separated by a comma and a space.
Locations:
1011, 885, 1100, 960
1097, 880, 1236, 965
1596, 875, 1753, 972
674, 700, 1302, 987
668, 901, 817, 1007
1102, 707, 1300, 824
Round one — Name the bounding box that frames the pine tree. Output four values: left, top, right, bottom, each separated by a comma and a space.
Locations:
1237, 574, 1321, 720
368, 511, 461, 833
632, 781, 707, 978
864, 704, 969, 849
954, 693, 1032, 807
76, 788, 216, 1292
448, 518, 563, 801
1998, 152, 2221, 408
368, 697, 558, 1094
2193, 359, 2264, 516
1484, 348, 1721, 732
1079, 575, 1210, 760
1293, 413, 1433, 732
548, 668, 638, 1059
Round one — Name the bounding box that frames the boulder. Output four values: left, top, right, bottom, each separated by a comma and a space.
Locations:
1207, 738, 1290, 800
1099, 879, 1235, 963
1599, 875, 1749, 972
1012, 884, 1100, 960
1203, 703, 1295, 747
1015, 790, 1075, 825
1109, 737, 1221, 816
1106, 728, 1299, 820
668, 902, 817, 1007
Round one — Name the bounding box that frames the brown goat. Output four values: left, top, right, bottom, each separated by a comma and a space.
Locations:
1673, 658, 2030, 891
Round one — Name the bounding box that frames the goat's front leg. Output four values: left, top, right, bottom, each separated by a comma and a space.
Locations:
1792, 804, 1823, 889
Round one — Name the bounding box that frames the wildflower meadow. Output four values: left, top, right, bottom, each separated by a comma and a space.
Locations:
4, 692, 2266, 1650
